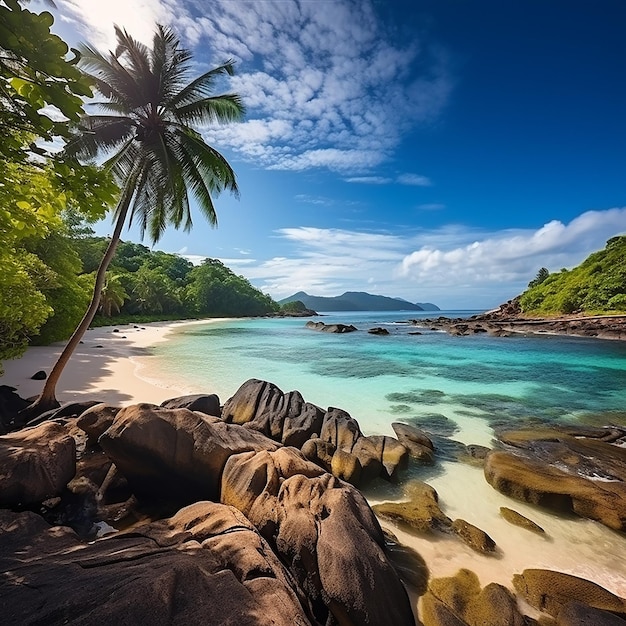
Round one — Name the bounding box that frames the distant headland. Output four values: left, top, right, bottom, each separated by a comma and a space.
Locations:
279, 291, 440, 312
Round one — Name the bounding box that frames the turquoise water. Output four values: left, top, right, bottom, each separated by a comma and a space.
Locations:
145, 311, 626, 593
149, 311, 626, 446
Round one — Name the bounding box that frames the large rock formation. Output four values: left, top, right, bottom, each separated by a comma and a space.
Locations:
221, 446, 416, 625
222, 378, 324, 448
484, 427, 626, 531
0, 503, 311, 626
0, 421, 75, 505
99, 403, 279, 502
222, 379, 409, 486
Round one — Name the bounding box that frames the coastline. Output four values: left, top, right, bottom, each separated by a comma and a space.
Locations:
1, 319, 220, 405
418, 312, 626, 341
3, 316, 626, 603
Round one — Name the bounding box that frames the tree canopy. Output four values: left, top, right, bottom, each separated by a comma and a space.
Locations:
0, 0, 92, 161
520, 236, 626, 314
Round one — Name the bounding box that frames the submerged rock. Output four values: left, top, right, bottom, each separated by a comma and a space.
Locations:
484, 427, 626, 531
512, 568, 626, 619
305, 320, 357, 333
372, 480, 452, 533
368, 326, 390, 335
421, 568, 526, 626
451, 518, 497, 554
499, 507, 545, 534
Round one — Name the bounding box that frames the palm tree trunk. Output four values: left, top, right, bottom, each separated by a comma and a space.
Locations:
21, 191, 133, 419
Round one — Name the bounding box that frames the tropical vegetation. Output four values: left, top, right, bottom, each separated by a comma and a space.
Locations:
26, 22, 246, 412
0, 4, 276, 390
520, 236, 626, 314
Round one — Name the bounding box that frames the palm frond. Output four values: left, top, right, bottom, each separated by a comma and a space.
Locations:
175, 126, 239, 196
64, 116, 135, 160
167, 60, 237, 108
174, 94, 245, 126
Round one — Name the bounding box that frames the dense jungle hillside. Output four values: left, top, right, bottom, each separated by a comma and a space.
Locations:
520, 235, 626, 315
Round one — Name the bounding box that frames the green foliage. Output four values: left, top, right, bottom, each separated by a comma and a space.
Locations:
186, 259, 278, 317
520, 236, 626, 314
69, 237, 277, 321
281, 300, 308, 313
65, 24, 245, 244
27, 230, 92, 344
125, 266, 181, 315
527, 267, 549, 288
99, 273, 128, 317
0, 149, 116, 369
0, 0, 93, 161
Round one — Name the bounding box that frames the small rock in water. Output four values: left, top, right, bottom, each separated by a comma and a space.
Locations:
499, 507, 545, 534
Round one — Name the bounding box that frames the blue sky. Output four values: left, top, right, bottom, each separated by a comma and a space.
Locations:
50, 0, 626, 309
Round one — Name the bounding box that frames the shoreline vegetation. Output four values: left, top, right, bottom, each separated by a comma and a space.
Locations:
2, 317, 626, 625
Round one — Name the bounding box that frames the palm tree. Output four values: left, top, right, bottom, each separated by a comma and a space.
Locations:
99, 272, 128, 317
24, 24, 244, 415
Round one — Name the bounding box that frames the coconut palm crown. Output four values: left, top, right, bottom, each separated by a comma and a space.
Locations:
25, 24, 244, 415
70, 24, 244, 241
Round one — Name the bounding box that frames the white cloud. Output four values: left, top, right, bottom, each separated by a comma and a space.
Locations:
398, 208, 626, 293
344, 176, 393, 185
344, 173, 432, 186
227, 209, 626, 309
57, 0, 178, 50
55, 0, 452, 174
397, 173, 432, 187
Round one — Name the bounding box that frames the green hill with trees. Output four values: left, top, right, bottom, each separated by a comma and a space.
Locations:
519, 235, 626, 314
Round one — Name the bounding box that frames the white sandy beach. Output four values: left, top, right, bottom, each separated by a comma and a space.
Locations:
1, 320, 210, 406
3, 318, 626, 604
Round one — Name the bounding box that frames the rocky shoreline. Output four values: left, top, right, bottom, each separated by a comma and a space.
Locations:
1, 380, 626, 624
413, 299, 626, 341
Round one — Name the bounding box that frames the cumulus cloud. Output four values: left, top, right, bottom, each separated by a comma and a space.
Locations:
398, 208, 626, 291
57, 0, 452, 174
225, 208, 626, 308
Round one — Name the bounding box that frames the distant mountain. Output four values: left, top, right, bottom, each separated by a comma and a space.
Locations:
415, 302, 440, 311
279, 291, 440, 312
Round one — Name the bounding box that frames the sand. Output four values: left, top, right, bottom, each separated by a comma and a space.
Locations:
1, 320, 214, 406
3, 318, 626, 603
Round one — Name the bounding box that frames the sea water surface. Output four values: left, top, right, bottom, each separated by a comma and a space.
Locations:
138, 311, 626, 596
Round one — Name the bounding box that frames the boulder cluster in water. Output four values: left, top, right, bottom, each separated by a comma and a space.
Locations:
1, 379, 626, 625
416, 298, 626, 340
